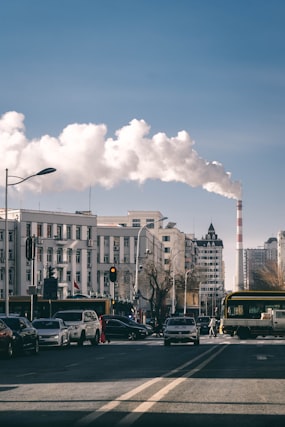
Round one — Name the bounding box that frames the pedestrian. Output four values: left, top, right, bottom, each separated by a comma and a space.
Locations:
209, 317, 217, 337
99, 315, 110, 343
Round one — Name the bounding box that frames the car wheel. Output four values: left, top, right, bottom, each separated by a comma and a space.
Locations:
32, 339, 40, 355
128, 332, 136, 340
78, 332, 85, 346
194, 339, 200, 345
6, 341, 14, 359
90, 331, 100, 346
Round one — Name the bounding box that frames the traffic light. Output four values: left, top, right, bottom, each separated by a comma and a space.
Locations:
48, 266, 56, 278
25, 236, 35, 260
109, 266, 117, 282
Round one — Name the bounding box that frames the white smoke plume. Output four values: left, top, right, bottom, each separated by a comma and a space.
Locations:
0, 111, 242, 199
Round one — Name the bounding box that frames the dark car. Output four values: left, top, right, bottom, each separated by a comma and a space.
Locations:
104, 318, 147, 340
196, 316, 211, 335
0, 316, 39, 355
102, 314, 153, 336
0, 318, 14, 358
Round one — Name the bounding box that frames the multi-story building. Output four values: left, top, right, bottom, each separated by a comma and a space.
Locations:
0, 208, 228, 318
277, 231, 285, 284
193, 223, 224, 316
244, 237, 277, 289
0, 209, 165, 304
0, 209, 98, 299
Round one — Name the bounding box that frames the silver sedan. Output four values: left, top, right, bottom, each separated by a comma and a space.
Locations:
32, 318, 71, 348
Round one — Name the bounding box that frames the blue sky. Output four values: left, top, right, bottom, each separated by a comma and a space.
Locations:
1, 0, 285, 289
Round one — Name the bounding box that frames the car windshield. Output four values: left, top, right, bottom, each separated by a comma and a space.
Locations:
33, 320, 60, 329
196, 317, 210, 323
55, 312, 82, 321
0, 317, 19, 329
168, 318, 195, 326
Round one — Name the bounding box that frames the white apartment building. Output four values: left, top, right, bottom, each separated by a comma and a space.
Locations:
277, 231, 285, 283
0, 209, 98, 299
0, 209, 165, 303
194, 223, 224, 316
0, 207, 227, 317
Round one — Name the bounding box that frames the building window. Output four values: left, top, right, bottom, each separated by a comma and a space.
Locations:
146, 219, 155, 228
26, 223, 31, 237
87, 271, 91, 286
37, 223, 43, 237
37, 247, 43, 263
9, 231, 13, 242
76, 272, 81, 283
76, 226, 81, 240
164, 247, 170, 253
47, 248, 53, 263
67, 271, 71, 282
0, 231, 3, 241
76, 250, 81, 263
162, 235, 170, 242
87, 226, 92, 240
67, 248, 72, 263
67, 225, 72, 239
57, 225, 62, 239
124, 237, 129, 247
57, 248, 63, 263
132, 219, 141, 228
26, 269, 31, 282
47, 224, 52, 238
87, 250, 92, 266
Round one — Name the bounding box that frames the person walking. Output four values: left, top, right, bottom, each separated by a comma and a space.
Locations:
209, 317, 217, 337
99, 315, 110, 343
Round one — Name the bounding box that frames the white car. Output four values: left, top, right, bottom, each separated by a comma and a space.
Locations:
53, 309, 101, 346
163, 316, 200, 346
32, 318, 70, 348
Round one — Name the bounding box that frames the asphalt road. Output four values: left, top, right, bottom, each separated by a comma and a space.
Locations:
1, 334, 285, 427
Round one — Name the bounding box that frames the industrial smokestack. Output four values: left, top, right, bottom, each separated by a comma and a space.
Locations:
235, 199, 244, 291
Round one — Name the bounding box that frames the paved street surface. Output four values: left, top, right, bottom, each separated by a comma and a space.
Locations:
1, 333, 285, 427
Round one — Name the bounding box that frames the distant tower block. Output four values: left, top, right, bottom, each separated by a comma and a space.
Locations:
235, 199, 244, 291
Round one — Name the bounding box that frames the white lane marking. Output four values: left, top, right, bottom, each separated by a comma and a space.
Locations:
118, 345, 227, 426
75, 345, 223, 426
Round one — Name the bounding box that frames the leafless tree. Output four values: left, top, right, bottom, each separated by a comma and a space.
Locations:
251, 260, 284, 290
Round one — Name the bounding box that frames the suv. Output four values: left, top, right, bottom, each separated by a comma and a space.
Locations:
163, 316, 200, 346
196, 316, 210, 335
53, 310, 101, 346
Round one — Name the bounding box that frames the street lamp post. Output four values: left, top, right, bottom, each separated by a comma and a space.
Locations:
134, 216, 167, 319
171, 249, 185, 315
184, 269, 191, 315
4, 167, 56, 316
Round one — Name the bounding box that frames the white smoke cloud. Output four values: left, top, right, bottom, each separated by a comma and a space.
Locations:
0, 111, 242, 199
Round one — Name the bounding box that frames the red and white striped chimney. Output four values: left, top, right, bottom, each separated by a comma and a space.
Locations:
235, 199, 244, 291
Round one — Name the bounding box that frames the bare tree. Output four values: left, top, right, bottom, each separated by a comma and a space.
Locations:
138, 261, 171, 325
251, 260, 284, 290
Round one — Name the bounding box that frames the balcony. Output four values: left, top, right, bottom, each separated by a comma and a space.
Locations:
54, 236, 67, 245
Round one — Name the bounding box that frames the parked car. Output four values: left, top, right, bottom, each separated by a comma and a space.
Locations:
196, 316, 211, 335
32, 318, 71, 348
102, 314, 153, 336
0, 318, 14, 358
53, 309, 101, 346
163, 316, 200, 346
0, 316, 39, 355
105, 318, 148, 340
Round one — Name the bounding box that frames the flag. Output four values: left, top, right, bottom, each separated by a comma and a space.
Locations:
74, 280, 80, 290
